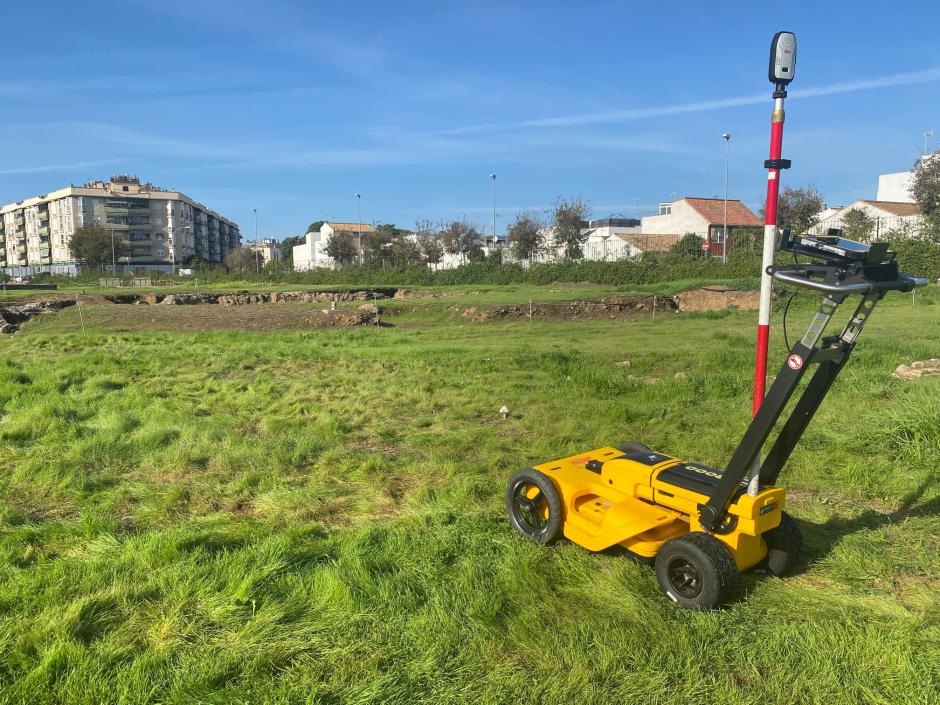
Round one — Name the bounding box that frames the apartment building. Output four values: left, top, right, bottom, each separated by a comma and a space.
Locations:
0, 175, 240, 275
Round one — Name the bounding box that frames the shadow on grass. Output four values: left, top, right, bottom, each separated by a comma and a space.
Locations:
798, 477, 940, 566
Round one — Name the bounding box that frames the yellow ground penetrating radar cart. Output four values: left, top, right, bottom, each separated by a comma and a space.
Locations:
506, 231, 926, 609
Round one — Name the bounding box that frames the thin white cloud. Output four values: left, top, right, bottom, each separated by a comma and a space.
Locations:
444, 67, 940, 134
0, 158, 125, 176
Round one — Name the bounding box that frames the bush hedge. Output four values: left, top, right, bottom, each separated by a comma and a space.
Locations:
28, 230, 940, 289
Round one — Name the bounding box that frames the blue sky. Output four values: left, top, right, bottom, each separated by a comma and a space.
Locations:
1, 1, 938, 238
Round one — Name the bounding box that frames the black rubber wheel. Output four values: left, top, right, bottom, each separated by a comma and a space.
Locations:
506, 468, 563, 545
654, 533, 738, 610
616, 440, 653, 454
763, 511, 802, 576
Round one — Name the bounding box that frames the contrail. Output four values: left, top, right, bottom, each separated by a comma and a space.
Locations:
0, 158, 125, 176
451, 67, 940, 133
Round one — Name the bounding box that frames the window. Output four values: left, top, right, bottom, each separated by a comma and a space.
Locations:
659, 204, 672, 215
122, 186, 128, 192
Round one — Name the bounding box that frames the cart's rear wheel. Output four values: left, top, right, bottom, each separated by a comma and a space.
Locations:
617, 440, 653, 454
506, 468, 563, 545
763, 511, 802, 576
655, 532, 737, 610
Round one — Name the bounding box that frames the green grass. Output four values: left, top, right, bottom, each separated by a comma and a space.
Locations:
0, 285, 938, 704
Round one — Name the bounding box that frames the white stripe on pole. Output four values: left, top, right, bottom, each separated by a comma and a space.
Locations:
758, 222, 776, 327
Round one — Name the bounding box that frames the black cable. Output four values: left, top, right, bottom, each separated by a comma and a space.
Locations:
782, 252, 800, 350
782, 290, 797, 350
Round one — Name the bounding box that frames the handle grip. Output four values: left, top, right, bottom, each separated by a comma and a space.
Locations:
770, 268, 872, 294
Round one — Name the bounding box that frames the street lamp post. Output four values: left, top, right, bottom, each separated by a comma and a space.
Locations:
722, 132, 731, 264
355, 193, 362, 266
489, 173, 497, 251
925, 130, 934, 156
250, 208, 260, 274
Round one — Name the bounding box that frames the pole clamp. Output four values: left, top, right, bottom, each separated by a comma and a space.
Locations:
764, 158, 792, 170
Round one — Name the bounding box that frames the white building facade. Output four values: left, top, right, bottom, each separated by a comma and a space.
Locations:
1, 175, 240, 276
292, 221, 377, 270
812, 200, 922, 237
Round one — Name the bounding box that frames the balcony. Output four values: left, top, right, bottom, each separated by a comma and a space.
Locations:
38, 226, 50, 236
38, 211, 50, 222
14, 215, 24, 226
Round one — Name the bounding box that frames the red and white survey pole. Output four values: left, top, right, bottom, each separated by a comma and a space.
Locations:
750, 31, 797, 493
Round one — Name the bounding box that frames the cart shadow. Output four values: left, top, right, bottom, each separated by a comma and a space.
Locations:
795, 477, 940, 568
739, 478, 940, 591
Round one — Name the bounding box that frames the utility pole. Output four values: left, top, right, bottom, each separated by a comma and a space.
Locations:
491, 173, 498, 249
250, 208, 260, 274
722, 132, 731, 264
355, 193, 362, 266
924, 130, 934, 156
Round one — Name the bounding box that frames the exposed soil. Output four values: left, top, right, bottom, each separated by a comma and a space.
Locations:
393, 289, 485, 299
674, 287, 762, 312
0, 300, 75, 334
451, 295, 678, 322
53, 301, 382, 332
105, 290, 389, 305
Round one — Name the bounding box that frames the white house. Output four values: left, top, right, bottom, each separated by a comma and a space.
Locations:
812, 200, 921, 237
876, 154, 936, 203
641, 197, 761, 257
292, 221, 377, 270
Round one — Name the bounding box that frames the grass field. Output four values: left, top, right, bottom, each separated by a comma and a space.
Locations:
1, 284, 938, 704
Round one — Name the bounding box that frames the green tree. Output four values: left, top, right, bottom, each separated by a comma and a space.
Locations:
771, 185, 825, 233
909, 151, 940, 221
279, 235, 306, 264
507, 211, 545, 260
69, 224, 113, 268
441, 220, 483, 263
668, 233, 707, 258
325, 232, 358, 265
551, 197, 590, 259
386, 236, 422, 266
841, 208, 875, 241
306, 220, 325, 234
224, 247, 257, 272
415, 220, 444, 266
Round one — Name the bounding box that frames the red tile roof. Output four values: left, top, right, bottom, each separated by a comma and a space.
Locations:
325, 221, 377, 234
684, 198, 761, 226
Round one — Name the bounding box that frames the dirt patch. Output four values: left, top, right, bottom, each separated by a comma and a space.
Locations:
393, 289, 484, 299
451, 295, 677, 322
0, 300, 75, 334
35, 301, 381, 332
105, 290, 389, 305
674, 287, 762, 312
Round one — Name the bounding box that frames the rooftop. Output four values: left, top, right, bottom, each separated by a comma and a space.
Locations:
323, 221, 377, 234
682, 197, 761, 226
856, 200, 921, 217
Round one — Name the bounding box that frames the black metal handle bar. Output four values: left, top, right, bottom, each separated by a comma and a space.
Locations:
770, 268, 871, 294
769, 265, 927, 295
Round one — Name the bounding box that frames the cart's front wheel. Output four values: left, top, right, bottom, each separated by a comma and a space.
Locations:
506, 468, 563, 545
655, 533, 738, 610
